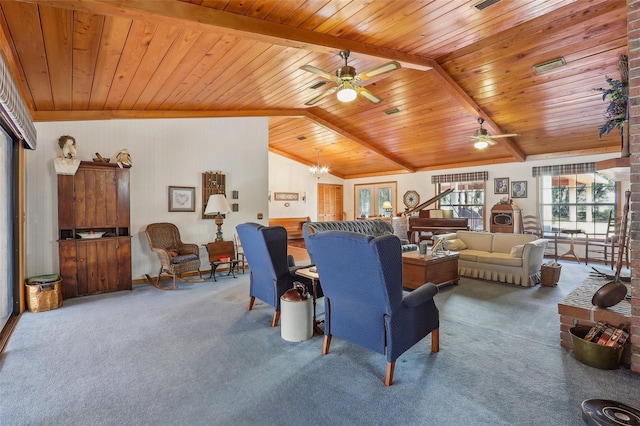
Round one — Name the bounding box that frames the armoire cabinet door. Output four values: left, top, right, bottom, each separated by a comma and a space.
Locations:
75, 238, 131, 295
74, 167, 118, 228
58, 240, 78, 299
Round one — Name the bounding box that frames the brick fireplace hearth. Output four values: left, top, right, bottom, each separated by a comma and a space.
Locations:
558, 277, 631, 365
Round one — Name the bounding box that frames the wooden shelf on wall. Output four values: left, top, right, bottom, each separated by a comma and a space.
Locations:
202, 172, 226, 219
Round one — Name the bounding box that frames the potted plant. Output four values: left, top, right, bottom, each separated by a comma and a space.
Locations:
595, 76, 628, 138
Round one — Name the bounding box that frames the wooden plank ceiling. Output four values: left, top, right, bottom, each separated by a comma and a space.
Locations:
0, 0, 627, 178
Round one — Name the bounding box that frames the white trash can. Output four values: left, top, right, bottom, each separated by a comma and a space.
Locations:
280, 283, 313, 342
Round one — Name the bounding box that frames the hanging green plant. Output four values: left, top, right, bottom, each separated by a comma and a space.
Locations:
595, 76, 628, 138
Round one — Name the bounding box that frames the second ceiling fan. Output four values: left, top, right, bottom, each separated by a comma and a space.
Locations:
300, 51, 400, 106
471, 118, 519, 149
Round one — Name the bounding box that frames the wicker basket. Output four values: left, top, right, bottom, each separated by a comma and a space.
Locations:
540, 264, 561, 286
25, 274, 63, 312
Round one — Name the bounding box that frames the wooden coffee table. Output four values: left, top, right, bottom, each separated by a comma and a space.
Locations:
402, 251, 459, 289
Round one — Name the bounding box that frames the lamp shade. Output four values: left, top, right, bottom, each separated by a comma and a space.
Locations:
382, 201, 393, 209
204, 194, 231, 215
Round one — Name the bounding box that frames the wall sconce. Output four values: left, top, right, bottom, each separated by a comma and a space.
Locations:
232, 190, 238, 199
232, 203, 239, 212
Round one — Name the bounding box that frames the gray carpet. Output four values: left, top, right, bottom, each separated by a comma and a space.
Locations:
1, 261, 639, 425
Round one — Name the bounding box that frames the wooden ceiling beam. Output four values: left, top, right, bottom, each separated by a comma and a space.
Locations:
304, 108, 415, 173
30, 109, 305, 121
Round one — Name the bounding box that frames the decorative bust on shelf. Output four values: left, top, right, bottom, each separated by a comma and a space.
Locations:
54, 135, 80, 175
115, 148, 133, 168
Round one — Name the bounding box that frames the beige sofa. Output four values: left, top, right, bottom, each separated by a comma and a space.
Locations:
433, 230, 548, 287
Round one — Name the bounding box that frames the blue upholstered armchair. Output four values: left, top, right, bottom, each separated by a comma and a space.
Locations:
307, 230, 439, 386
236, 223, 317, 327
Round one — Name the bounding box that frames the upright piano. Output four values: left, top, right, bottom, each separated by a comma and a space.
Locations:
403, 189, 470, 243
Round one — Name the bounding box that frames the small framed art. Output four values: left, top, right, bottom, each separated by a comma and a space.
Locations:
511, 181, 527, 198
274, 192, 299, 201
494, 178, 509, 194
168, 186, 196, 212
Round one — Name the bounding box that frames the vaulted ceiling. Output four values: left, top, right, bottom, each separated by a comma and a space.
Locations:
0, 0, 627, 178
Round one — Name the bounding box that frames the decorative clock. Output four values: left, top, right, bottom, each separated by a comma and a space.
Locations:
403, 190, 420, 208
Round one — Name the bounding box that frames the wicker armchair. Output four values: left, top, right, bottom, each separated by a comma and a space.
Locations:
144, 222, 203, 289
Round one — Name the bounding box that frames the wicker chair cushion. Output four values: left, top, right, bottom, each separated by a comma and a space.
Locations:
171, 254, 199, 264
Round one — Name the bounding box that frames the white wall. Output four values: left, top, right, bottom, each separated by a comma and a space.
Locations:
268, 152, 342, 221
26, 117, 268, 280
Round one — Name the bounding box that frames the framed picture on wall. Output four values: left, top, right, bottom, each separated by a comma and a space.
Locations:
511, 181, 527, 198
274, 192, 299, 201
168, 186, 196, 212
494, 178, 509, 194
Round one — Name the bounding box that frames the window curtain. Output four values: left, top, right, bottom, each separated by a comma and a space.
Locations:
531, 162, 595, 177
431, 171, 488, 183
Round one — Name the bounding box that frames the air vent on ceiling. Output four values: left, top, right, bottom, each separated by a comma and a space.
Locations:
533, 57, 566, 74
474, 0, 501, 10
384, 107, 400, 115
297, 135, 307, 141
309, 81, 327, 90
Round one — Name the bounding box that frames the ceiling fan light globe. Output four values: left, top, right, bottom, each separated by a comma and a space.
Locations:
474, 140, 489, 149
337, 86, 357, 102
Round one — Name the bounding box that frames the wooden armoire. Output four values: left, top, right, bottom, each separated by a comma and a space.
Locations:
57, 161, 132, 298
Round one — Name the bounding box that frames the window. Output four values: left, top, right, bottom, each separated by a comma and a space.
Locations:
355, 182, 396, 217
437, 181, 485, 231
540, 172, 616, 235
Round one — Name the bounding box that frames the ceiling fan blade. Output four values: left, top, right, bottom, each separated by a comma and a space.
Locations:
357, 61, 401, 80
356, 87, 382, 104
300, 65, 335, 81
489, 133, 519, 138
304, 87, 337, 106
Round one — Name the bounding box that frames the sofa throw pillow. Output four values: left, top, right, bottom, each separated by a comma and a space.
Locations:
443, 238, 467, 251
510, 244, 524, 258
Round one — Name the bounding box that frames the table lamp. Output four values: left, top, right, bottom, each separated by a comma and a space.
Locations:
204, 194, 232, 241
382, 201, 393, 217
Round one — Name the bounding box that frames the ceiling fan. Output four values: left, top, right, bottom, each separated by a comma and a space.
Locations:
300, 51, 400, 106
470, 118, 519, 149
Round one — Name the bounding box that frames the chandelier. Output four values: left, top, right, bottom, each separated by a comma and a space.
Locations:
309, 148, 329, 179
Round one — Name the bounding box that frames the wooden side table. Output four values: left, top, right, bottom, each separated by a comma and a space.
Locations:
294, 267, 324, 335
560, 229, 583, 263
205, 241, 239, 281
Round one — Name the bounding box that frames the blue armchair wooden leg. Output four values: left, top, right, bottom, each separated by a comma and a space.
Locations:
272, 311, 280, 327
432, 328, 440, 353
248, 296, 255, 311
322, 335, 332, 355
385, 362, 395, 386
